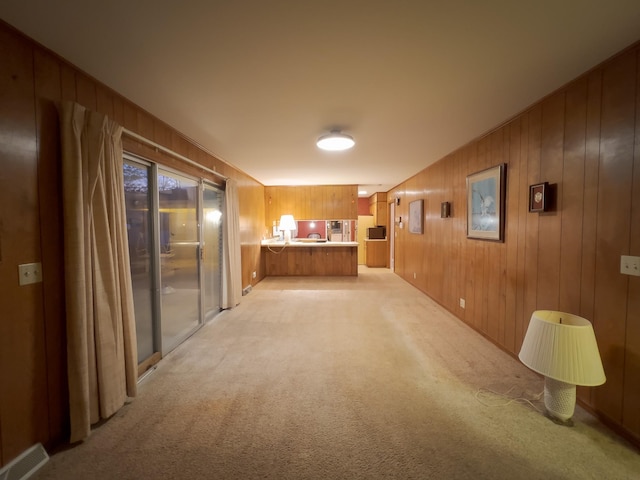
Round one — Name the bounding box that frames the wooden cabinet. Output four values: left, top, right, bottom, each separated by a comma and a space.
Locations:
262, 244, 358, 276
368, 192, 388, 227
265, 185, 358, 225
365, 240, 388, 267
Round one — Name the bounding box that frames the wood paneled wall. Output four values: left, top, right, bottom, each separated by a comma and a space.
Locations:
0, 24, 51, 468
389, 43, 640, 444
1, 17, 639, 467
264, 185, 358, 227
0, 22, 265, 466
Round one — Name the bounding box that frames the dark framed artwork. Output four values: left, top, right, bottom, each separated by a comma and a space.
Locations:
440, 201, 451, 218
466, 164, 506, 241
529, 182, 548, 212
409, 199, 424, 234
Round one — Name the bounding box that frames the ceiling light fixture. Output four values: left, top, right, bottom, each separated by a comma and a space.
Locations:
316, 130, 355, 151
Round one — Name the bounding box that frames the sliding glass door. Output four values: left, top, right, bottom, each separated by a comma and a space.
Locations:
124, 156, 224, 372
124, 159, 160, 371
157, 169, 201, 355
202, 183, 223, 321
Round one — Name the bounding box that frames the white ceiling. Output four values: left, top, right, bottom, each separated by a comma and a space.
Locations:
2, 1, 640, 196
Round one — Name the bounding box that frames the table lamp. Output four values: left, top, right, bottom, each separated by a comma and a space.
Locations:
278, 214, 297, 243
518, 310, 606, 424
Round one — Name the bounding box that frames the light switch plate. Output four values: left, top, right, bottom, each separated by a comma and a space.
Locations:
18, 262, 43, 285
620, 255, 640, 277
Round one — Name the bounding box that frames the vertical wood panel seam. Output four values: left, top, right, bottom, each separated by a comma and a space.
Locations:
559, 92, 569, 308
588, 66, 604, 408
529, 108, 541, 313
576, 82, 589, 313
586, 72, 603, 324
621, 51, 639, 426
508, 120, 521, 350
30, 45, 54, 445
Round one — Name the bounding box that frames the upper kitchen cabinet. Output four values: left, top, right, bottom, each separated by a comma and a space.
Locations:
265, 185, 358, 225
368, 192, 388, 227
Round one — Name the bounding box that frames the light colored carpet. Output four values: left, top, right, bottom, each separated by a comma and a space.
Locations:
35, 267, 639, 479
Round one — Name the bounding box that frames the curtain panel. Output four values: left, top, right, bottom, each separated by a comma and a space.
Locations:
222, 178, 242, 309
59, 101, 138, 442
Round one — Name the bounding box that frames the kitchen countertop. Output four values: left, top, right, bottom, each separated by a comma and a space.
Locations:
261, 239, 358, 247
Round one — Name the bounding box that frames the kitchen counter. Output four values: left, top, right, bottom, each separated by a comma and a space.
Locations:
261, 240, 358, 276
261, 239, 358, 248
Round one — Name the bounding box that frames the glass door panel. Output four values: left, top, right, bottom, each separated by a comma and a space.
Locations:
123, 160, 159, 369
158, 169, 201, 354
203, 184, 223, 321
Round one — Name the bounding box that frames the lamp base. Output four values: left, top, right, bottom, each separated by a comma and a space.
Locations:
543, 377, 576, 425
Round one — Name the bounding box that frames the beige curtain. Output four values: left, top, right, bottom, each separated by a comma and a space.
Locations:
59, 101, 138, 443
222, 178, 242, 308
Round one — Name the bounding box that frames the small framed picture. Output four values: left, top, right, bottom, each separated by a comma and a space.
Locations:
409, 199, 424, 234
440, 201, 451, 218
529, 182, 548, 212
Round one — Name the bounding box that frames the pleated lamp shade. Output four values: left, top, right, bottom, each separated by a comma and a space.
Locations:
519, 310, 606, 387
278, 215, 297, 232
278, 214, 297, 243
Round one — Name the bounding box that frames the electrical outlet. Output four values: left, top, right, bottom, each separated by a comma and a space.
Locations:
252, 271, 257, 279
413, 272, 417, 279
459, 298, 466, 309
18, 262, 43, 286
620, 255, 640, 277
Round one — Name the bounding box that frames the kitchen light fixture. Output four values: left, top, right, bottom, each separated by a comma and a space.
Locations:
518, 310, 606, 424
316, 130, 355, 151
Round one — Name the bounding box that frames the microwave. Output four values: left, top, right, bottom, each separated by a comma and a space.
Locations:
367, 226, 386, 239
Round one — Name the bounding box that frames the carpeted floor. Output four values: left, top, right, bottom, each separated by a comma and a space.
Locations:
35, 267, 639, 479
